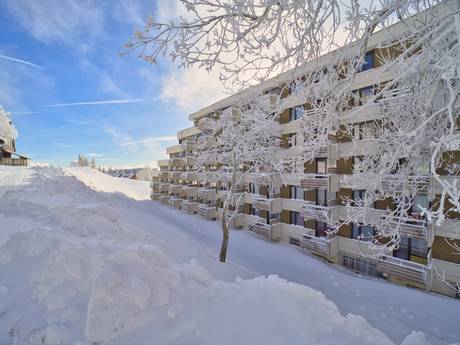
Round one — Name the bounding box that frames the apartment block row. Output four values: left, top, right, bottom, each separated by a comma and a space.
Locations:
150, 14, 460, 298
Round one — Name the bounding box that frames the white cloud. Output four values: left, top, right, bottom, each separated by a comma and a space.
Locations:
86, 153, 103, 157
0, 54, 43, 69
2, 0, 105, 44
160, 66, 227, 113
104, 125, 174, 162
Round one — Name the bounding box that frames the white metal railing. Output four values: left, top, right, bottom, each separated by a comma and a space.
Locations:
300, 174, 329, 189
301, 202, 331, 222
377, 255, 428, 285
381, 215, 428, 240
299, 235, 330, 254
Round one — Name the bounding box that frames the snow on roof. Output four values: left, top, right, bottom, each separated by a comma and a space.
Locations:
0, 105, 18, 141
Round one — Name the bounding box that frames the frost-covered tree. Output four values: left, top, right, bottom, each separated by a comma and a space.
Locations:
126, 0, 460, 277
91, 158, 97, 169
196, 93, 283, 261
77, 154, 86, 167
0, 106, 18, 146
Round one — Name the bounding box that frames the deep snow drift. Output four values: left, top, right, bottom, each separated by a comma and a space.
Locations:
0, 167, 457, 345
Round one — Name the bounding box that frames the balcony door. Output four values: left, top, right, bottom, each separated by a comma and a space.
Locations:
316, 221, 327, 237
316, 158, 327, 174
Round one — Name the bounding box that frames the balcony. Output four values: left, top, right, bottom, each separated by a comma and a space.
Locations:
253, 196, 282, 213
184, 186, 198, 200
249, 218, 282, 241
159, 171, 170, 180
169, 157, 186, 168
301, 202, 333, 222
160, 195, 170, 205
171, 171, 183, 180
377, 255, 428, 286
380, 176, 429, 192
182, 200, 198, 214
168, 184, 182, 196
169, 197, 182, 209
158, 159, 169, 168
166, 143, 188, 155
380, 216, 428, 240
181, 171, 196, 181
186, 156, 197, 166
300, 174, 328, 188
299, 235, 330, 257
197, 188, 217, 202
197, 204, 217, 220
177, 126, 200, 140
150, 181, 161, 192
150, 192, 161, 201
160, 183, 170, 193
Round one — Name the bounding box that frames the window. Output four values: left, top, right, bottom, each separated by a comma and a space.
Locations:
352, 190, 366, 207
290, 211, 304, 226
290, 186, 304, 200
353, 156, 364, 173
289, 106, 304, 121
316, 221, 328, 237
411, 195, 429, 216
359, 51, 374, 72
317, 189, 327, 206
394, 237, 428, 261
351, 223, 375, 241
287, 133, 297, 147
250, 206, 260, 217
249, 183, 259, 195
316, 158, 327, 174
353, 122, 376, 140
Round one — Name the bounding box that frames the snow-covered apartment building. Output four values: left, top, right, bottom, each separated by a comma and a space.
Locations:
151, 5, 459, 297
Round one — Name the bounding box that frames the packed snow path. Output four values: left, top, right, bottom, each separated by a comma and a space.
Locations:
0, 167, 458, 345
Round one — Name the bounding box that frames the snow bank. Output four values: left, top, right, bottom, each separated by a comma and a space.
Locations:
63, 166, 150, 200
0, 167, 436, 345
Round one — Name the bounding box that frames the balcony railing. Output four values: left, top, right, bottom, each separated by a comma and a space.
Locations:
377, 255, 428, 286
182, 200, 198, 214
197, 188, 216, 201
159, 171, 170, 180
299, 235, 330, 256
380, 176, 429, 192
380, 216, 428, 240
301, 202, 332, 222
171, 171, 182, 180
300, 174, 329, 189
150, 192, 161, 201
168, 184, 183, 195
253, 196, 282, 213
249, 218, 282, 241
160, 195, 170, 205
160, 183, 170, 193
169, 197, 182, 209
197, 204, 217, 220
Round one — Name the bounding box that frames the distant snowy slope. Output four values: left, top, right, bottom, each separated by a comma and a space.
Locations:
64, 166, 150, 200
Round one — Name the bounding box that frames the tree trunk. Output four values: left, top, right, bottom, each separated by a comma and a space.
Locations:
219, 162, 237, 262
219, 201, 229, 262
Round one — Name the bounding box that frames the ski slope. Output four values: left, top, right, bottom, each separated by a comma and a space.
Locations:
0, 166, 458, 345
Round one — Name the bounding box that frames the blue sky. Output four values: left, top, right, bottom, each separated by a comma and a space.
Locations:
0, 0, 225, 167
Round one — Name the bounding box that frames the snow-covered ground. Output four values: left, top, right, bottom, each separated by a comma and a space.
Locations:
0, 167, 458, 345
